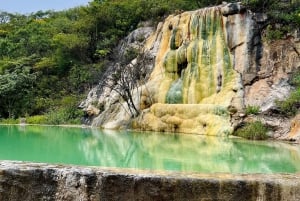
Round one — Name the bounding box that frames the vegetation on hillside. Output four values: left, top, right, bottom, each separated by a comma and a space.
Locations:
0, 0, 199, 123
203, 0, 300, 41
245, 105, 260, 115
0, 0, 298, 124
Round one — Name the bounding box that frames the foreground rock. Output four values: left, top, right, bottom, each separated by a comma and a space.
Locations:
1, 161, 300, 201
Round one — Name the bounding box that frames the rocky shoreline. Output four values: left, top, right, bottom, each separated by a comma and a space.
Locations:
0, 161, 300, 201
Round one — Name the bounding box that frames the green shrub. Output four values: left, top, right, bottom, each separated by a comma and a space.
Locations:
276, 89, 300, 117
45, 107, 83, 125
275, 71, 300, 117
245, 105, 260, 115
26, 115, 47, 124
265, 25, 285, 41
43, 95, 84, 125
290, 71, 300, 87
44, 110, 62, 125
234, 121, 269, 140
0, 118, 19, 124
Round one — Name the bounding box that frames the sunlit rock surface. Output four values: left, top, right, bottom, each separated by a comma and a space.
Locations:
135, 4, 252, 135
243, 38, 300, 140
136, 104, 232, 135
245, 39, 300, 111
1, 161, 300, 201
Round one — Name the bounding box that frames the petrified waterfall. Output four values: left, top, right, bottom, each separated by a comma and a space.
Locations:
137, 5, 246, 135
86, 3, 299, 137
157, 8, 234, 104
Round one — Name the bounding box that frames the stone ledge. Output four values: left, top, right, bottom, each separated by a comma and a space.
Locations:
1, 161, 300, 201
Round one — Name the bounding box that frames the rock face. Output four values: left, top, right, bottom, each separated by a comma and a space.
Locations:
1, 161, 300, 201
245, 39, 300, 111
242, 35, 300, 140
82, 3, 300, 138
80, 26, 155, 128
135, 4, 265, 135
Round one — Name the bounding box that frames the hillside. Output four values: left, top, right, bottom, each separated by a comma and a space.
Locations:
0, 0, 299, 131
0, 0, 199, 123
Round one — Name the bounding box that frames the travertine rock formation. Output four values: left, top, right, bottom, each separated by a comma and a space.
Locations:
82, 3, 300, 139
1, 161, 300, 201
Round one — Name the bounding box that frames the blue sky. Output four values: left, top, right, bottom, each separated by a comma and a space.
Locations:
0, 0, 90, 14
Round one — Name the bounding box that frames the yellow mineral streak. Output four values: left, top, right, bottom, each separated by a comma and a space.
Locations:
141, 6, 242, 135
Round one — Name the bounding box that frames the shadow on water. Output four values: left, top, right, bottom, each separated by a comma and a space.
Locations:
0, 125, 300, 174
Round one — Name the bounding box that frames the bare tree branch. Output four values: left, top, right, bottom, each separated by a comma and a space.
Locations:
99, 42, 153, 118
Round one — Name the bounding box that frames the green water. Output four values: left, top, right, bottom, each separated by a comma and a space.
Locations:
0, 125, 300, 174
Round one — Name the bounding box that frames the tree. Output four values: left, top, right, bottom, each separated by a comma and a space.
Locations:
100, 45, 153, 117
0, 66, 36, 118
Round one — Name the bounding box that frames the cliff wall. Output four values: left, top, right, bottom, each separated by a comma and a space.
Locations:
82, 3, 300, 139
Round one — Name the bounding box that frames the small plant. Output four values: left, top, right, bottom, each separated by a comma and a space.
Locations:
275, 89, 300, 117
290, 71, 300, 87
275, 72, 300, 117
245, 105, 260, 115
234, 121, 269, 140
264, 25, 285, 41
124, 47, 139, 64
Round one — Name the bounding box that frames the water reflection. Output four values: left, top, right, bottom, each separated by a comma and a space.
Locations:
79, 129, 300, 173
0, 125, 300, 173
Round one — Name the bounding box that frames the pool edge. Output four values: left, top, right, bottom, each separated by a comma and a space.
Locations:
0, 160, 300, 200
